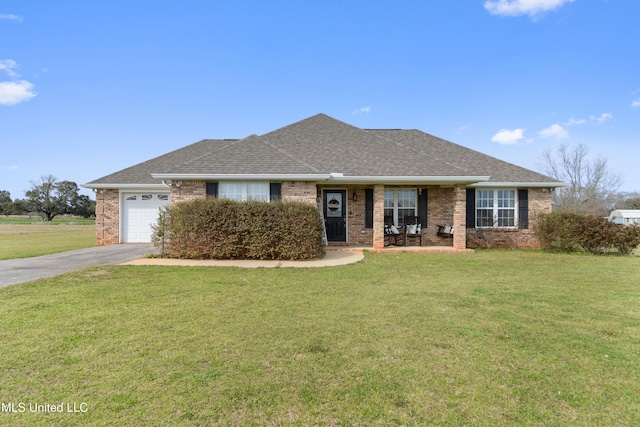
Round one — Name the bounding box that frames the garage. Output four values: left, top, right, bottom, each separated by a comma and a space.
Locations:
122, 193, 170, 243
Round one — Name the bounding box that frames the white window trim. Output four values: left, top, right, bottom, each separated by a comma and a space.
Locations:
219, 182, 270, 202
476, 188, 518, 228
384, 188, 417, 227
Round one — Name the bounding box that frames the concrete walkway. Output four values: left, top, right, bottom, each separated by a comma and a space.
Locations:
0, 246, 365, 288
0, 244, 157, 288
122, 249, 365, 268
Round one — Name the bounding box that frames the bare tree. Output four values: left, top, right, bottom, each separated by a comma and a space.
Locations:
539, 143, 623, 217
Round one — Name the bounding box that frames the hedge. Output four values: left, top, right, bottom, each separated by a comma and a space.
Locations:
152, 198, 326, 260
535, 211, 640, 255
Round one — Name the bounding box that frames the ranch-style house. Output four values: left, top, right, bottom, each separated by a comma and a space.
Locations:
84, 114, 564, 250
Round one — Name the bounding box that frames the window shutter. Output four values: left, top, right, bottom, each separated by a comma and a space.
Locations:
270, 183, 282, 201
365, 189, 374, 228
518, 189, 529, 229
466, 188, 476, 229
418, 188, 428, 227
206, 182, 218, 198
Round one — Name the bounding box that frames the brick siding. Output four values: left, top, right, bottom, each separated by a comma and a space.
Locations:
169, 180, 206, 203
95, 189, 119, 245
466, 188, 553, 249
281, 181, 317, 205
93, 180, 553, 249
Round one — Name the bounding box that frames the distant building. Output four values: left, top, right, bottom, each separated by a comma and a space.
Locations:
608, 210, 640, 226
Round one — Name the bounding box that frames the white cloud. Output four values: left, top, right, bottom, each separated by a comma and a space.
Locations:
351, 106, 371, 115
1, 165, 19, 171
491, 128, 525, 145
539, 123, 569, 139
0, 59, 37, 105
632, 99, 640, 108
0, 14, 23, 22
564, 117, 586, 126
590, 113, 613, 124
0, 80, 36, 105
562, 113, 613, 126
0, 59, 19, 78
484, 0, 575, 19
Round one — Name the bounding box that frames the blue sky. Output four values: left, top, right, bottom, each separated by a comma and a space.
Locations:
1, 0, 639, 199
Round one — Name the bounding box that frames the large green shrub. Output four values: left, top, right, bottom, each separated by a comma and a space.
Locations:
612, 225, 640, 255
535, 211, 640, 255
153, 198, 325, 260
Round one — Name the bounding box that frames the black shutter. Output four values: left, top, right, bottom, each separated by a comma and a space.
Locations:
206, 182, 218, 198
466, 188, 476, 229
418, 188, 428, 227
365, 189, 374, 228
518, 189, 529, 229
270, 183, 282, 201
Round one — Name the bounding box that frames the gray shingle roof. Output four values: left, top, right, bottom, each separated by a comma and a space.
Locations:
85, 113, 562, 187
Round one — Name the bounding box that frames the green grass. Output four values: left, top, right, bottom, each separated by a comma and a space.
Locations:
0, 215, 95, 225
1, 251, 639, 426
0, 221, 96, 260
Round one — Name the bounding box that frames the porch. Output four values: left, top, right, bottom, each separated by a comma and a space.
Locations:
317, 184, 468, 251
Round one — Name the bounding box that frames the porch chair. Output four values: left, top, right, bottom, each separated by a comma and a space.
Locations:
384, 216, 404, 246
404, 216, 423, 247
437, 223, 454, 238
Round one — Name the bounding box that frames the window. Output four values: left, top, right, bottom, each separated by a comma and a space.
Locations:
219, 182, 269, 201
476, 189, 516, 227
384, 189, 417, 226
158, 194, 169, 201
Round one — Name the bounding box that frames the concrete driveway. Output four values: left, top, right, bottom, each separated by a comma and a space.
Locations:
0, 244, 157, 288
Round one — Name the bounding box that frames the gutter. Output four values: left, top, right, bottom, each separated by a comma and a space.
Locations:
81, 183, 169, 190
84, 176, 565, 189
149, 173, 492, 185
327, 175, 490, 185
150, 173, 334, 181
469, 181, 567, 188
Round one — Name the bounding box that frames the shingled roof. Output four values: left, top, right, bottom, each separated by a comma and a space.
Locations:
85, 113, 562, 188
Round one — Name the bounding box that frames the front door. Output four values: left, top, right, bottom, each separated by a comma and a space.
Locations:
323, 190, 347, 242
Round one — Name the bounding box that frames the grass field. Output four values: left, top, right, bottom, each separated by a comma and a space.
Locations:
0, 217, 95, 260
0, 215, 95, 226
1, 251, 639, 426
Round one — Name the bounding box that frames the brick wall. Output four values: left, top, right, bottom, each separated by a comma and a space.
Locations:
169, 180, 206, 203
93, 180, 553, 249
346, 186, 374, 246
466, 188, 553, 249
281, 181, 317, 205
95, 189, 119, 245
423, 186, 455, 247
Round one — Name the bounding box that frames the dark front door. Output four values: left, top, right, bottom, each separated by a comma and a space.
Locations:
323, 190, 347, 242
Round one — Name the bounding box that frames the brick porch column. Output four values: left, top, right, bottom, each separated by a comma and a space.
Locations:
373, 184, 385, 249
452, 185, 467, 250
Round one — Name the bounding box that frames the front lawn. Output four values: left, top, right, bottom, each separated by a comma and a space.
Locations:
1, 251, 639, 425
0, 221, 95, 260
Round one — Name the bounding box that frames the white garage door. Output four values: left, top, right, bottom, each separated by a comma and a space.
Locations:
122, 193, 170, 243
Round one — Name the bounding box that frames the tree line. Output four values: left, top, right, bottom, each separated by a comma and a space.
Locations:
0, 175, 95, 221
